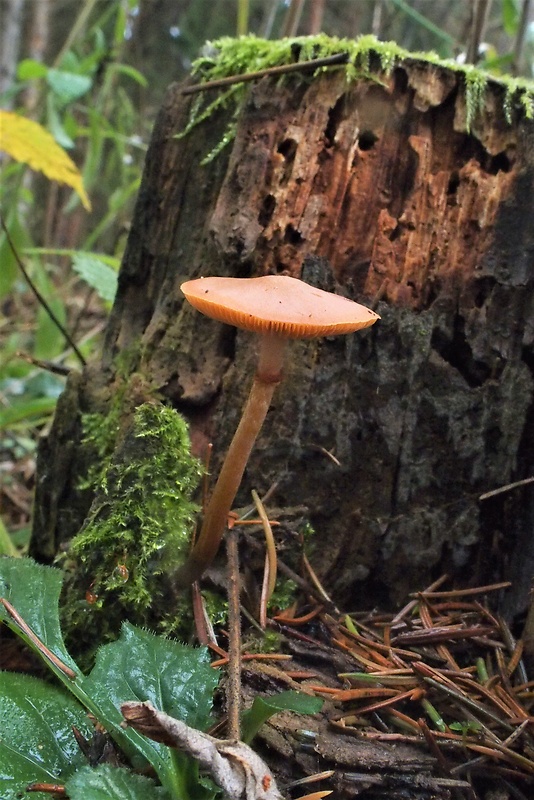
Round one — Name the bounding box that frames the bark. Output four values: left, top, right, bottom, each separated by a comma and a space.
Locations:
31, 57, 534, 620
0, 0, 25, 103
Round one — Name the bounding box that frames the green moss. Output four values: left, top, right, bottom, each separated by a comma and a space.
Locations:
180, 33, 534, 160
267, 577, 298, 615
201, 589, 228, 627
71, 402, 202, 603
61, 399, 204, 659
244, 629, 283, 654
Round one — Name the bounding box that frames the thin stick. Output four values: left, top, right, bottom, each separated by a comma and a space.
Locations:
391, 574, 449, 625
259, 552, 270, 629
512, 0, 532, 75
225, 527, 242, 741
479, 477, 534, 501
415, 581, 511, 598
182, 52, 349, 95
302, 552, 335, 607
281, 0, 305, 37
16, 352, 72, 376
0, 214, 86, 366
251, 488, 277, 599
0, 597, 77, 679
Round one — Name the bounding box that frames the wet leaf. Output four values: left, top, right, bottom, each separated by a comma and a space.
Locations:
0, 672, 92, 800
241, 690, 323, 744
65, 764, 169, 800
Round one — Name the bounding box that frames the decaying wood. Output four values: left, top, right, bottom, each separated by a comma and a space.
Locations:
31, 57, 534, 617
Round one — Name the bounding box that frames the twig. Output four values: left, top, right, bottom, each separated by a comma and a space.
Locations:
182, 52, 349, 95
282, 0, 306, 37
252, 488, 277, 600
414, 581, 512, 598
512, 0, 532, 75
479, 477, 534, 500
418, 717, 453, 774
225, 527, 242, 741
0, 214, 86, 366
302, 552, 335, 607
0, 597, 77, 679
466, 0, 492, 65
390, 574, 449, 625
15, 352, 71, 376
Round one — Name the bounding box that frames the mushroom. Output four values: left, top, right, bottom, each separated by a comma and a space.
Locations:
176, 274, 379, 587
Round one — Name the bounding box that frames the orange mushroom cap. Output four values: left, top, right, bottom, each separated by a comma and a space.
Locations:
181, 275, 379, 339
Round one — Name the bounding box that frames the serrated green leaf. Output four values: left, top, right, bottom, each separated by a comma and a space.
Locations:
46, 69, 92, 106
0, 557, 82, 678
81, 623, 219, 797
72, 253, 118, 302
17, 58, 49, 80
0, 563, 220, 800
84, 623, 218, 732
0, 672, 92, 800
241, 690, 323, 744
66, 764, 169, 800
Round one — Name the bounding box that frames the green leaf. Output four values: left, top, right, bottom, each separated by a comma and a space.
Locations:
47, 94, 75, 148
47, 69, 92, 106
502, 0, 520, 36
0, 672, 92, 800
241, 690, 323, 744
0, 557, 82, 679
72, 252, 118, 302
0, 562, 220, 799
23, 247, 121, 269
0, 207, 29, 298
66, 764, 169, 800
81, 623, 219, 796
58, 51, 81, 73
83, 623, 219, 732
17, 58, 48, 80
0, 516, 19, 557
109, 63, 148, 87
35, 299, 68, 360
0, 396, 57, 430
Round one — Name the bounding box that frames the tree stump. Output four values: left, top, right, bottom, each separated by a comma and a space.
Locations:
31, 52, 534, 619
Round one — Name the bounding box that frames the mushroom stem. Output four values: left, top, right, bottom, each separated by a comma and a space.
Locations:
175, 334, 287, 587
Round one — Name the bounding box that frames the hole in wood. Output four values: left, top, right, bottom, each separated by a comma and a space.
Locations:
284, 224, 304, 245
486, 151, 512, 175
277, 138, 297, 161
358, 130, 379, 151
258, 194, 276, 226
324, 94, 346, 146
447, 171, 460, 195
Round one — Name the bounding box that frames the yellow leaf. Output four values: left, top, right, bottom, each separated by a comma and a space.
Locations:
0, 110, 91, 211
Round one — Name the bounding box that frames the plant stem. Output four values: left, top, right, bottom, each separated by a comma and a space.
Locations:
176, 375, 278, 587
175, 335, 286, 587
237, 0, 249, 36
226, 526, 242, 741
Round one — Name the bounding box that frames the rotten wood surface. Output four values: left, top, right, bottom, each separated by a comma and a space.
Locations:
31, 58, 534, 619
